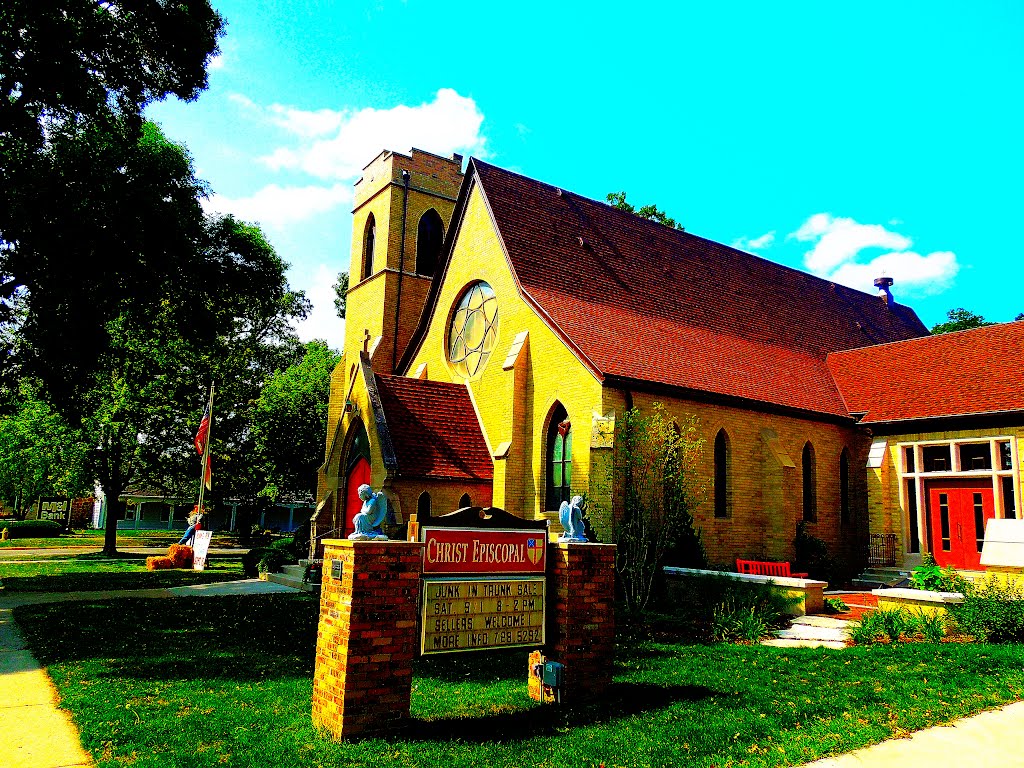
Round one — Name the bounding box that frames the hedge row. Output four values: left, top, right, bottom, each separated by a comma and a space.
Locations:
0, 520, 63, 538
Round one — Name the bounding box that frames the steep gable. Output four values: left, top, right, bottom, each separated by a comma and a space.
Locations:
374, 374, 493, 481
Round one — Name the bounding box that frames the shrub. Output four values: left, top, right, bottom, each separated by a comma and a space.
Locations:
661, 573, 799, 643
877, 608, 916, 643
910, 553, 969, 593
849, 613, 881, 645
918, 610, 947, 643
1, 520, 62, 538
794, 521, 844, 583
242, 548, 267, 578
824, 597, 849, 614
947, 576, 1024, 643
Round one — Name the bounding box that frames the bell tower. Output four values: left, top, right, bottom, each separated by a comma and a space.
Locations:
343, 148, 465, 374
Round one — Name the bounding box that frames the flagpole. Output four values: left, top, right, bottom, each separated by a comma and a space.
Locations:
196, 382, 215, 511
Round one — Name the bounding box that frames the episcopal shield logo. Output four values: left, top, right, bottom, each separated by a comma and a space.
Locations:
526, 538, 544, 565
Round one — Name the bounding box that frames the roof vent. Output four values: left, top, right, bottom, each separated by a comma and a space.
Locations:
578, 236, 589, 249
874, 276, 894, 307
555, 188, 564, 197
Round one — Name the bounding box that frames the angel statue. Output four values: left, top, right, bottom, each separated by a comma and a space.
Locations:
348, 484, 389, 541
558, 495, 588, 543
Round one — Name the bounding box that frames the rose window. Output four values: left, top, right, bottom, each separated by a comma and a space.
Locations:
448, 282, 498, 378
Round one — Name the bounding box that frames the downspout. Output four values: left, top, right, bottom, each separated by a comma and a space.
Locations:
392, 169, 411, 371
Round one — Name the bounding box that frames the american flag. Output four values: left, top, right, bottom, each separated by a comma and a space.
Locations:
194, 404, 210, 456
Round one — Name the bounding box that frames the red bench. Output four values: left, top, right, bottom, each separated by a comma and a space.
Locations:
736, 559, 809, 579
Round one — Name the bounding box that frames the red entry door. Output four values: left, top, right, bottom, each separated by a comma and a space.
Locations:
927, 479, 995, 570
343, 458, 371, 538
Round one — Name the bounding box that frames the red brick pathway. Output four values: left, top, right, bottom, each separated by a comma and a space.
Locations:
822, 591, 878, 621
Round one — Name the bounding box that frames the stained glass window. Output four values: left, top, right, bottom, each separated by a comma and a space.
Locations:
448, 282, 498, 378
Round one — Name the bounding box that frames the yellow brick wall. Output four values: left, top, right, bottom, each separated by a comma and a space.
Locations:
405, 183, 605, 520
600, 389, 870, 568
868, 425, 1024, 568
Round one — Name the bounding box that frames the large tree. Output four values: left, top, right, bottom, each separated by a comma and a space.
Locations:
250, 340, 342, 502
606, 191, 685, 230
0, 1, 224, 407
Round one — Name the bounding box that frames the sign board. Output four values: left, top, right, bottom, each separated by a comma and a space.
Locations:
421, 576, 545, 654
421, 527, 546, 574
981, 518, 1024, 567
192, 529, 213, 571
30, 497, 72, 529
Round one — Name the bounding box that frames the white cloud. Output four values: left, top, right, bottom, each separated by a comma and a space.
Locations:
257, 88, 486, 179
732, 230, 775, 252
205, 183, 351, 230
793, 214, 911, 274
829, 250, 959, 296
790, 213, 958, 295
296, 264, 345, 345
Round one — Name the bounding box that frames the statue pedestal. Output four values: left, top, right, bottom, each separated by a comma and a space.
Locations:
312, 539, 424, 740
547, 542, 616, 702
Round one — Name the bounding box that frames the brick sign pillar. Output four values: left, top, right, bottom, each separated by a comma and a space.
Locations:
312, 539, 424, 740
547, 542, 616, 702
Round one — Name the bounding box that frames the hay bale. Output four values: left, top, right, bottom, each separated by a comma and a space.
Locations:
168, 544, 194, 568
146, 556, 175, 571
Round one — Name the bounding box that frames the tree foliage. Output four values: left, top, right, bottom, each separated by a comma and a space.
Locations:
0, 380, 91, 516
606, 191, 685, 230
333, 271, 349, 320
611, 404, 705, 614
1, 1, 224, 406
250, 340, 342, 502
930, 308, 994, 335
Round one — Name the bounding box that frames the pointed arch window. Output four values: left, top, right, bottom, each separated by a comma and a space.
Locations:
416, 209, 444, 276
418, 492, 431, 519
459, 493, 471, 508
802, 441, 817, 523
361, 215, 375, 280
840, 448, 851, 524
546, 404, 572, 510
714, 429, 731, 518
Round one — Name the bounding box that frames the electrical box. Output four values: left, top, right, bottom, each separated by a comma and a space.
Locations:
542, 661, 564, 688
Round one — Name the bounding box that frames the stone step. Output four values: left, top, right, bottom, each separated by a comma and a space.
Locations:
264, 571, 319, 593
761, 638, 847, 650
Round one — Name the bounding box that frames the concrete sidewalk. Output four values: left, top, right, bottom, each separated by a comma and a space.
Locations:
0, 579, 300, 768
799, 701, 1024, 767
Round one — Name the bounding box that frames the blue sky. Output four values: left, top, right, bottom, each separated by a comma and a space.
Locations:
147, 1, 1024, 344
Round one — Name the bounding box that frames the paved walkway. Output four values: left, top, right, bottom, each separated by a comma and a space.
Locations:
798, 701, 1024, 767
0, 579, 298, 768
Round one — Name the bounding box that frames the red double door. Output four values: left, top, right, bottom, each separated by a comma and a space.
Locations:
926, 479, 995, 570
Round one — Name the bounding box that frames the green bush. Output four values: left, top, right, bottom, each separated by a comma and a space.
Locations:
824, 597, 849, 614
917, 610, 947, 643
878, 608, 917, 643
242, 548, 267, 578
948, 576, 1024, 643
849, 613, 881, 645
794, 522, 845, 583
1, 520, 62, 538
910, 553, 969, 593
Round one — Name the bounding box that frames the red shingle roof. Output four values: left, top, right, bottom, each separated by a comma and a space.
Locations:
471, 160, 928, 417
374, 374, 493, 481
827, 323, 1024, 423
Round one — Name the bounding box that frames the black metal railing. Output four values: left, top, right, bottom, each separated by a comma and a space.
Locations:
868, 533, 899, 567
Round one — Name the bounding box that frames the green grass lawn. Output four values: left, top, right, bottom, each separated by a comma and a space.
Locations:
14, 595, 1024, 768
0, 553, 244, 592
0, 529, 244, 549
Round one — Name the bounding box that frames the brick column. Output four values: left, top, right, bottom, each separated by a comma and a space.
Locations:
312, 539, 424, 740
547, 542, 616, 702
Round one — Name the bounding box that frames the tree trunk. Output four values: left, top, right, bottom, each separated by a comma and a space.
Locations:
101, 482, 124, 556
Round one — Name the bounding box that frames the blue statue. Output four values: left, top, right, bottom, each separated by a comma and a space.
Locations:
558, 495, 588, 543
348, 484, 389, 541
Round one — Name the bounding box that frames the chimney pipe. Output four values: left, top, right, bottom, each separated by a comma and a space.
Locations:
874, 276, 894, 307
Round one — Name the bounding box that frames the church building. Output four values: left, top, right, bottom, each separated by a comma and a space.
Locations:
314, 148, 1024, 576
